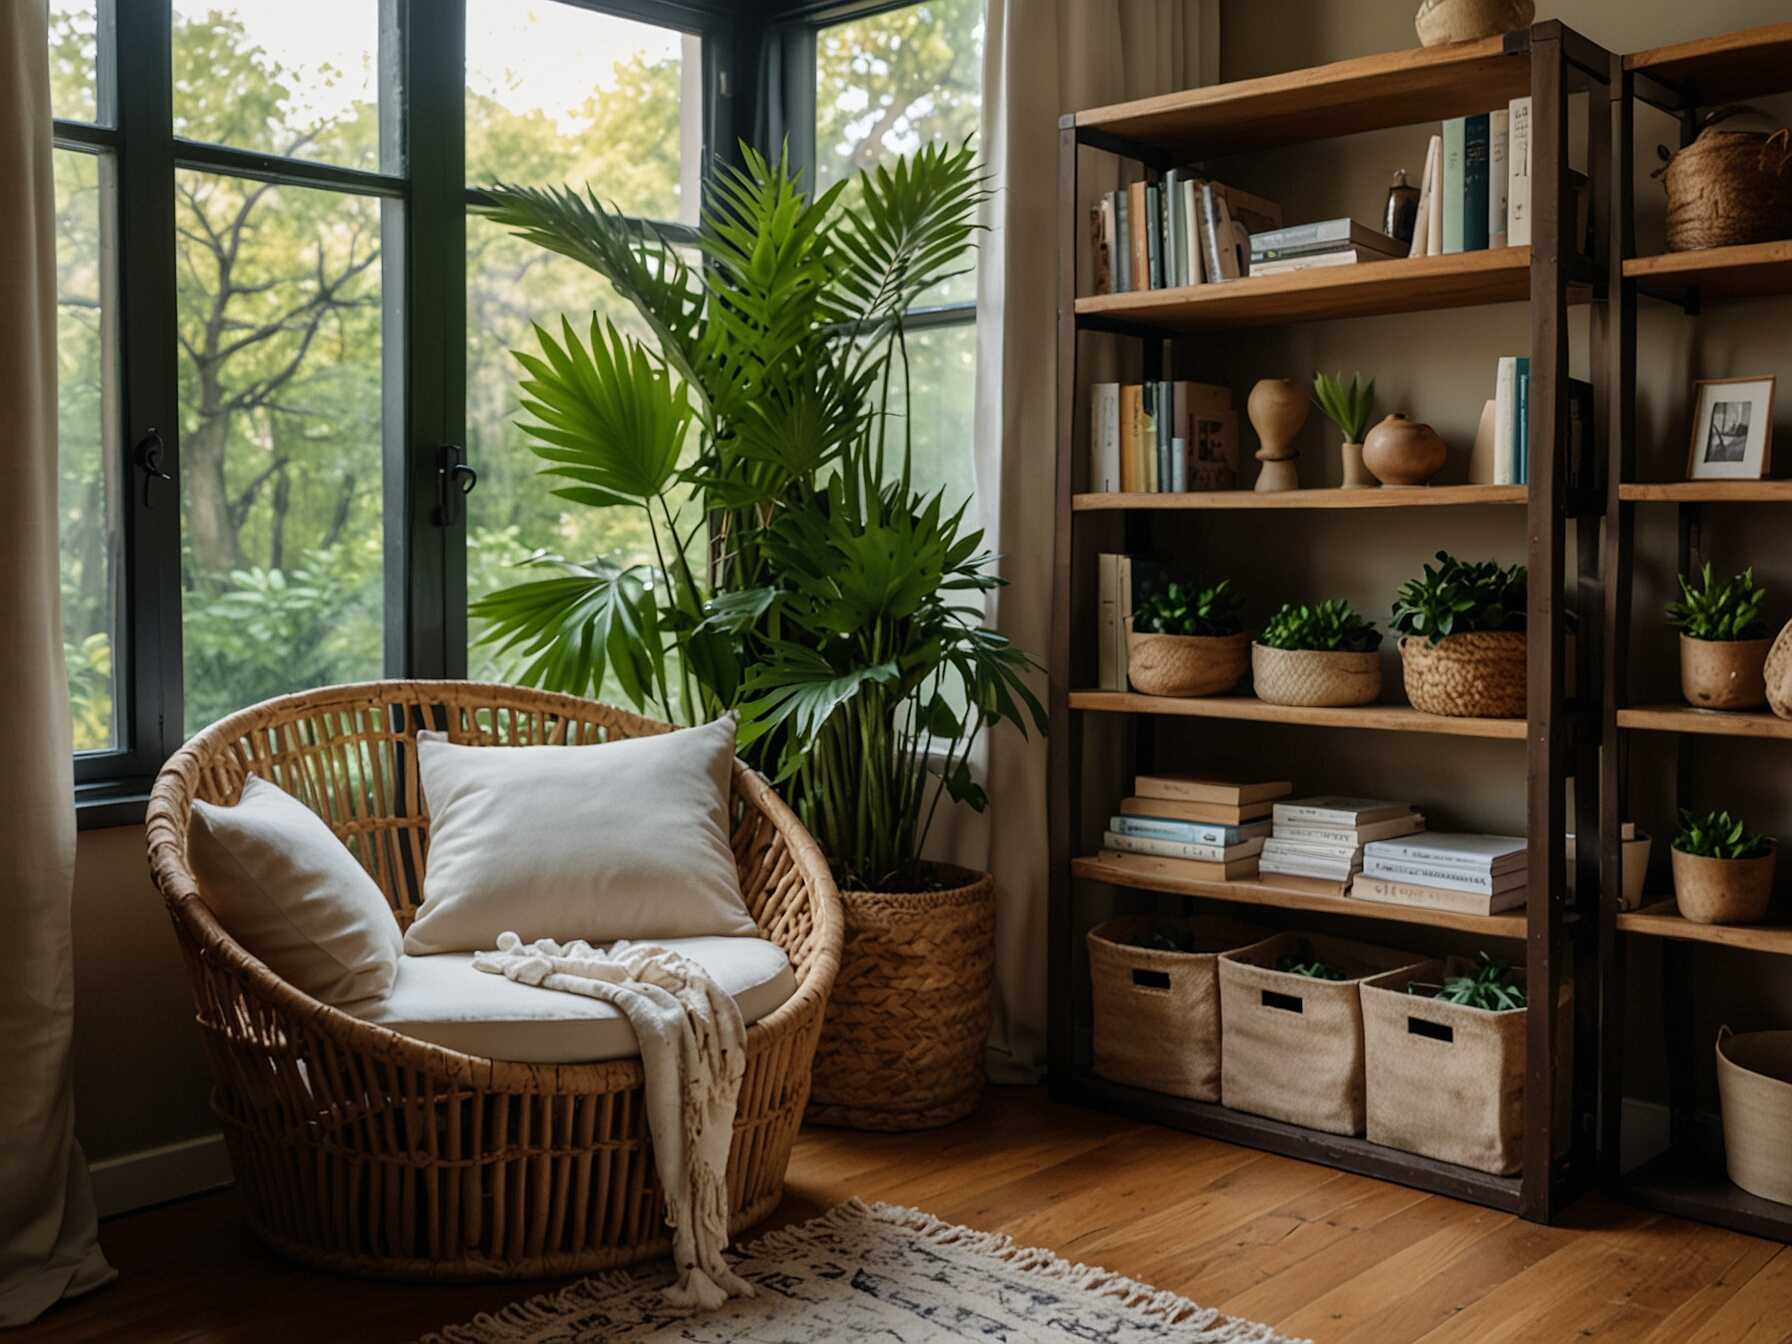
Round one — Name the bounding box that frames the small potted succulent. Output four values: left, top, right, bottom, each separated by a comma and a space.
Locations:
1390, 551, 1527, 718
1312, 371, 1376, 490
1667, 565, 1772, 710
1672, 808, 1777, 925
1127, 576, 1248, 697
1253, 599, 1384, 707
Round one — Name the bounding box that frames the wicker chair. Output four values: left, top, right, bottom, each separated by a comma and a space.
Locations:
145, 681, 842, 1281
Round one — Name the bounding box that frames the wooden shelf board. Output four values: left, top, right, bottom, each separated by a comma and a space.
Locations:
1073, 35, 1527, 161
1625, 242, 1792, 305
1074, 485, 1527, 511
1076, 248, 1542, 332
1072, 854, 1528, 938
1070, 1074, 1524, 1213
1619, 481, 1792, 503
1626, 23, 1792, 106
1615, 899, 1792, 955
1623, 1140, 1792, 1242
1616, 705, 1792, 741
1069, 690, 1528, 740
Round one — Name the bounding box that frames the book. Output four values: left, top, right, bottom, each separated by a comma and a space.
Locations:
1271, 813, 1425, 847
1252, 236, 1404, 265
1515, 357, 1530, 485
1200, 184, 1247, 282
1097, 553, 1125, 690
1366, 833, 1528, 870
1102, 830, 1266, 863
1351, 874, 1528, 917
1108, 815, 1272, 846
1273, 796, 1414, 826
1494, 357, 1518, 486
1186, 387, 1238, 491
1179, 179, 1204, 285
1248, 248, 1397, 276
1134, 774, 1292, 806
1114, 189, 1132, 291
1145, 183, 1163, 289
1261, 844, 1363, 874
1165, 169, 1185, 286
1095, 850, 1260, 884
1463, 113, 1490, 252
1426, 135, 1444, 255
1507, 96, 1532, 247
1128, 181, 1149, 290
1441, 116, 1466, 253
1488, 108, 1510, 249
1260, 853, 1359, 881
1249, 219, 1402, 257
1122, 796, 1274, 826
1261, 834, 1370, 860
1089, 383, 1120, 492
1362, 859, 1527, 896
1118, 383, 1142, 491
1091, 200, 1113, 295
1410, 134, 1441, 258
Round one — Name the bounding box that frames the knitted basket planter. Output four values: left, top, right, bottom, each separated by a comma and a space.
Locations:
1659, 122, 1792, 252
1399, 631, 1527, 718
1251, 643, 1382, 708
1127, 630, 1250, 697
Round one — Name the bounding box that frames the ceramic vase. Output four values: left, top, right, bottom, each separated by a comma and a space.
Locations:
1340, 441, 1376, 490
1680, 633, 1772, 711
1672, 844, 1777, 925
1250, 379, 1309, 493
1363, 413, 1448, 487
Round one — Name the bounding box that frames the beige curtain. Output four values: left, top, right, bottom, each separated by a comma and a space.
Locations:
0, 1, 114, 1325
942, 0, 1217, 1078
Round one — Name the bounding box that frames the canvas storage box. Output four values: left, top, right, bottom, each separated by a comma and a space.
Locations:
1716, 1026, 1792, 1206
1219, 932, 1420, 1135
1087, 914, 1264, 1102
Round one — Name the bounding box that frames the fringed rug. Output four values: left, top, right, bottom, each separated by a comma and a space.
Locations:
421, 1198, 1307, 1343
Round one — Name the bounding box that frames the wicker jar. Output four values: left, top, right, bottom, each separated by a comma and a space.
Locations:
1127, 630, 1250, 697
1252, 643, 1381, 707
807, 863, 994, 1131
1399, 631, 1527, 718
1659, 115, 1792, 252
1769, 619, 1792, 720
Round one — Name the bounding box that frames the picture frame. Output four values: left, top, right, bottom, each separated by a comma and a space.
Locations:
1686, 376, 1775, 480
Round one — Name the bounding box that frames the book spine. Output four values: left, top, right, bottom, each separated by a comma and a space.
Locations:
1353, 877, 1513, 916
1249, 219, 1353, 252
1156, 380, 1171, 493
1273, 824, 1374, 846
1463, 113, 1490, 252
1274, 804, 1388, 825
1181, 180, 1204, 284
1515, 358, 1530, 486
1426, 135, 1444, 255
1145, 183, 1163, 289
1493, 357, 1517, 486
1142, 383, 1159, 492
1100, 851, 1253, 883
1090, 203, 1109, 295
1410, 136, 1437, 258
1113, 190, 1132, 291
1507, 97, 1532, 247
1200, 184, 1239, 281
1097, 554, 1123, 691
1366, 838, 1523, 868
1171, 381, 1189, 493
1488, 109, 1510, 249
1249, 252, 1371, 276
1090, 383, 1120, 492
1362, 861, 1501, 894
1165, 170, 1183, 287
1109, 815, 1246, 845
1262, 839, 1361, 861
1442, 117, 1466, 254
1128, 181, 1148, 290
1252, 236, 1401, 262
1104, 831, 1261, 863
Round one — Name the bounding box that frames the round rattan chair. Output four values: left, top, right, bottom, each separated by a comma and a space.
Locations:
145, 681, 842, 1281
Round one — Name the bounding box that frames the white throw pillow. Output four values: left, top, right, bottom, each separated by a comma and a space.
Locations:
403, 714, 756, 955
189, 774, 403, 1007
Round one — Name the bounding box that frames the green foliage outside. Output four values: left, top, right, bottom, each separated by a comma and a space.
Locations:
1674, 808, 1772, 861
1390, 552, 1527, 645
1258, 599, 1382, 653
1131, 577, 1244, 638
1665, 564, 1770, 642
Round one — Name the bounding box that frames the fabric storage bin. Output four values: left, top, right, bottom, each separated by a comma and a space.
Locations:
1717, 1026, 1792, 1206
1219, 932, 1420, 1135
1087, 914, 1264, 1102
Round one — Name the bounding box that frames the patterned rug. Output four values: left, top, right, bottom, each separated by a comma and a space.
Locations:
421, 1198, 1307, 1343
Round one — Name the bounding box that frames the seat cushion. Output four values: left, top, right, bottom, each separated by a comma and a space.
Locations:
350, 936, 796, 1064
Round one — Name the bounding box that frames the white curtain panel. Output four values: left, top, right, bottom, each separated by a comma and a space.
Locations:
0, 0, 114, 1325
945, 0, 1218, 1078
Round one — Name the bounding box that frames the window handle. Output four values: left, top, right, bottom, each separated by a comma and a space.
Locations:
435, 444, 477, 525
134, 428, 172, 508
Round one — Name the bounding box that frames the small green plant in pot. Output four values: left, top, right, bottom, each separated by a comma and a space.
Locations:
1390, 551, 1528, 718
1313, 372, 1377, 490
1127, 576, 1249, 697
1252, 599, 1385, 708
1667, 565, 1772, 710
1672, 808, 1777, 925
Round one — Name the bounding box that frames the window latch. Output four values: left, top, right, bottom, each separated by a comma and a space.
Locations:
134, 428, 172, 508
435, 444, 478, 526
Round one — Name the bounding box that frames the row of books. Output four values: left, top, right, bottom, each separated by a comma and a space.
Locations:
1098, 774, 1287, 883
1259, 797, 1425, 883
1090, 176, 1282, 294
1248, 218, 1406, 278
1088, 381, 1239, 493
1467, 371, 1594, 489
1408, 98, 1529, 258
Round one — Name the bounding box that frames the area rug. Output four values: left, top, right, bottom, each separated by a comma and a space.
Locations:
421, 1198, 1308, 1343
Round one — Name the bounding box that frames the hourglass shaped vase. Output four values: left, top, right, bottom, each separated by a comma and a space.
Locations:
1249, 378, 1309, 493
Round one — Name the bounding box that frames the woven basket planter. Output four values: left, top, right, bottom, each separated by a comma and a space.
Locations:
1251, 643, 1381, 707
1127, 630, 1250, 697
807, 863, 994, 1131
1399, 631, 1527, 718
1770, 619, 1792, 720
1415, 0, 1533, 47
1659, 118, 1792, 252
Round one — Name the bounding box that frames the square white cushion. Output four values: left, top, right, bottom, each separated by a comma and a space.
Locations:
402, 714, 757, 955
352, 936, 795, 1063
189, 774, 403, 1007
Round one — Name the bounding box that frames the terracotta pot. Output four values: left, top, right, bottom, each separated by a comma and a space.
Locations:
1252, 644, 1381, 707
1672, 844, 1777, 925
1415, 0, 1534, 47
1128, 630, 1250, 697
1766, 618, 1792, 720
1680, 633, 1771, 710
1399, 631, 1527, 718
1362, 413, 1448, 487
1339, 441, 1376, 490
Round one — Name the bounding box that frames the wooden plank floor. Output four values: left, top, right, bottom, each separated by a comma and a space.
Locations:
17, 1086, 1792, 1343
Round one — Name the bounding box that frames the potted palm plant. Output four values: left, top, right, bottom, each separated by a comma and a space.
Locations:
1126, 576, 1248, 696
1253, 599, 1383, 707
1672, 808, 1777, 925
471, 145, 1043, 1132
1667, 565, 1772, 710
1391, 551, 1528, 718
1312, 371, 1376, 490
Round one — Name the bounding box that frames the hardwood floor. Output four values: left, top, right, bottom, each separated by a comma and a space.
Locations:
19, 1086, 1792, 1343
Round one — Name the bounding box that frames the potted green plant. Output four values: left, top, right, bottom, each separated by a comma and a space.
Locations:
1666, 565, 1772, 710
1390, 551, 1527, 718
1312, 371, 1376, 490
1126, 576, 1248, 697
1672, 808, 1777, 925
1253, 599, 1383, 707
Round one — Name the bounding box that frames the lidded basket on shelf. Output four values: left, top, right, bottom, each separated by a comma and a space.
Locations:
1656, 106, 1792, 252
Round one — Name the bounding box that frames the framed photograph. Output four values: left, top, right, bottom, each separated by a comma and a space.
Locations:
1686, 376, 1775, 480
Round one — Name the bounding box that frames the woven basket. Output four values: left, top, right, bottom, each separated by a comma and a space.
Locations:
1252, 643, 1381, 707
1717, 1026, 1792, 1205
1127, 630, 1250, 697
1657, 109, 1792, 252
1415, 0, 1533, 47
1765, 618, 1792, 720
1399, 631, 1527, 718
806, 863, 994, 1131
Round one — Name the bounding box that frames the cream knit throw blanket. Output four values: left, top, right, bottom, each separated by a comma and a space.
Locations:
472, 932, 755, 1310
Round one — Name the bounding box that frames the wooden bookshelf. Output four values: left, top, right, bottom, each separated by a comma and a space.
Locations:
1618, 481, 1792, 503
1615, 900, 1792, 956
1070, 691, 1528, 740
1073, 854, 1528, 938
1074, 484, 1527, 511
1626, 22, 1792, 105
1615, 706, 1792, 741
1625, 242, 1792, 306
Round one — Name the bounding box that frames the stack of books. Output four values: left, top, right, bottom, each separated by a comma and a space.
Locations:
1248, 220, 1405, 278
1088, 381, 1238, 493
1090, 175, 1281, 293
1259, 797, 1426, 886
1098, 774, 1291, 883
1355, 833, 1529, 916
